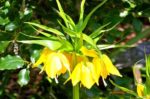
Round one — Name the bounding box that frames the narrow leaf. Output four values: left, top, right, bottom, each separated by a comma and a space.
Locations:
110, 79, 137, 96
79, 0, 86, 21
79, 0, 107, 31
18, 40, 62, 50
58, 20, 77, 36
97, 44, 135, 50
90, 22, 111, 38
56, 0, 69, 28
25, 22, 64, 36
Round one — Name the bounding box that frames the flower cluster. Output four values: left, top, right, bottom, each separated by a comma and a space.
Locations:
33, 47, 122, 89
69, 46, 122, 89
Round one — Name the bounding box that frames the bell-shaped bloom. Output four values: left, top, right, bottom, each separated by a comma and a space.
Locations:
137, 84, 144, 97
33, 47, 70, 79
93, 54, 122, 79
70, 61, 97, 89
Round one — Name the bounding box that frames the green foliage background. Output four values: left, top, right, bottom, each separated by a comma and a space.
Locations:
0, 0, 150, 98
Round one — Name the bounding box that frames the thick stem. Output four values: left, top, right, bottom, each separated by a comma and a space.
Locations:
73, 83, 79, 99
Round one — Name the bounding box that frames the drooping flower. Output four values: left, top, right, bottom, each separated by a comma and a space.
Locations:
68, 46, 122, 89
33, 47, 70, 79
137, 84, 144, 97
80, 46, 122, 79
93, 54, 122, 79
70, 61, 97, 89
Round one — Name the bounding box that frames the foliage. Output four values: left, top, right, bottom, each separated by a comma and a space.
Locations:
0, 0, 150, 98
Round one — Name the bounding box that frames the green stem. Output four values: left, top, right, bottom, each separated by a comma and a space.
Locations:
73, 83, 79, 99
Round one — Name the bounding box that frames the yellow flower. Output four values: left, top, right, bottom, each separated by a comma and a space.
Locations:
33, 47, 70, 79
137, 84, 144, 97
93, 57, 109, 79
33, 47, 52, 67
67, 46, 122, 89
70, 61, 97, 89
93, 54, 122, 79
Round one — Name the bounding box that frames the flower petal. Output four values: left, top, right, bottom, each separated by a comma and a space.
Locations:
33, 47, 52, 67
71, 62, 82, 86
102, 54, 122, 77
80, 46, 98, 57
59, 53, 70, 72
45, 53, 62, 78
93, 57, 109, 79
81, 62, 95, 89
86, 61, 99, 85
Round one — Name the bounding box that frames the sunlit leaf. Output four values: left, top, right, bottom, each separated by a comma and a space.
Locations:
97, 44, 135, 50
17, 69, 30, 87
18, 40, 62, 50
0, 55, 24, 70
25, 22, 64, 36
79, 0, 108, 32
0, 17, 9, 26
79, 0, 85, 22
56, 0, 69, 28
58, 40, 73, 51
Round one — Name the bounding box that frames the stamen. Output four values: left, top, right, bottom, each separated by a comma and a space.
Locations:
102, 78, 107, 87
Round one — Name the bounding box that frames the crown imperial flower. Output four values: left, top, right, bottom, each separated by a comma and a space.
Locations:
33, 47, 70, 79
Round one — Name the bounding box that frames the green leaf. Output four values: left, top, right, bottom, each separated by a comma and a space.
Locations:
79, 0, 86, 22
146, 76, 150, 95
17, 69, 30, 87
82, 34, 96, 48
110, 79, 137, 96
0, 41, 10, 53
30, 50, 41, 63
18, 40, 62, 50
56, 0, 69, 28
0, 55, 24, 70
97, 44, 135, 50
146, 55, 150, 77
5, 22, 17, 31
58, 21, 77, 36
29, 26, 53, 38
0, 17, 9, 26
59, 23, 96, 47
79, 0, 108, 31
66, 15, 76, 29
59, 21, 96, 47
58, 40, 73, 51
90, 22, 111, 38
25, 22, 64, 36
